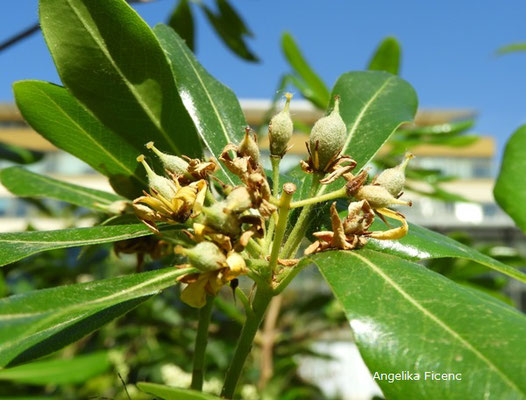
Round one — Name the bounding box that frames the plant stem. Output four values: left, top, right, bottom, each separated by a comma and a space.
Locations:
268, 183, 296, 274
280, 176, 322, 258
191, 295, 214, 391
289, 186, 346, 209
258, 294, 282, 389
221, 286, 273, 398
270, 155, 281, 196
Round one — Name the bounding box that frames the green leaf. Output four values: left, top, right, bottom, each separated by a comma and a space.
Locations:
201, 0, 258, 62
0, 267, 194, 367
0, 142, 43, 165
39, 0, 202, 159
496, 42, 526, 55
137, 382, 222, 400
281, 32, 330, 109
312, 249, 526, 399
0, 351, 110, 384
331, 71, 418, 171
316, 71, 417, 197
0, 224, 154, 267
13, 81, 146, 198
367, 36, 401, 75
0, 167, 124, 212
494, 125, 526, 232
366, 220, 526, 284
168, 0, 195, 51
154, 25, 246, 184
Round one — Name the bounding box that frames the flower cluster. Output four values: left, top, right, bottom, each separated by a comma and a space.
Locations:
128, 93, 414, 307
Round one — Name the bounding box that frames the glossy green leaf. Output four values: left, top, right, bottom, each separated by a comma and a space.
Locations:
0, 224, 153, 267
138, 382, 222, 400
0, 167, 124, 212
331, 71, 418, 170
281, 32, 330, 109
0, 351, 110, 384
367, 36, 401, 75
0, 142, 44, 165
39, 0, 201, 159
201, 0, 258, 62
367, 219, 526, 284
496, 42, 526, 55
168, 0, 195, 51
154, 25, 246, 184
0, 267, 194, 367
13, 80, 146, 198
312, 249, 526, 399
316, 71, 417, 197
494, 125, 526, 232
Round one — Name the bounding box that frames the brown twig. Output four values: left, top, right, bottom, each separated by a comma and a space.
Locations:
258, 294, 283, 389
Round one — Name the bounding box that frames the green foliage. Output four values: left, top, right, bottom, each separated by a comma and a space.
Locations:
281, 32, 331, 109
13, 81, 147, 198
330, 71, 418, 171
154, 25, 247, 184
496, 42, 526, 55
0, 143, 43, 165
0, 167, 124, 212
138, 382, 222, 400
200, 0, 258, 62
313, 249, 526, 400
39, 0, 202, 160
168, 0, 195, 51
367, 36, 401, 75
1, 1, 524, 399
0, 352, 110, 385
494, 125, 526, 232
0, 267, 195, 367
0, 224, 154, 267
367, 219, 526, 284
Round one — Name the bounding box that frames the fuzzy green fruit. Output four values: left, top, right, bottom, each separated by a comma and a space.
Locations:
177, 242, 226, 272
374, 152, 414, 196
269, 93, 293, 157
309, 97, 346, 171
146, 141, 189, 175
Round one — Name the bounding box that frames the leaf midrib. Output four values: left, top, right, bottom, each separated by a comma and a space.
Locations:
34, 85, 147, 186
0, 268, 195, 357
8, 169, 122, 207
63, 0, 180, 155
166, 33, 235, 184
322, 251, 524, 396
317, 76, 395, 196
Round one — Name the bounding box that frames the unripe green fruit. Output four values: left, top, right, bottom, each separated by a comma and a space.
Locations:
238, 128, 260, 164
137, 154, 177, 199
203, 201, 241, 236
354, 185, 399, 209
309, 97, 346, 171
146, 141, 189, 175
269, 93, 293, 157
178, 242, 226, 272
225, 186, 252, 214
374, 153, 414, 196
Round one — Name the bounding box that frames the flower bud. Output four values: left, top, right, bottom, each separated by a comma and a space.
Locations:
309, 96, 346, 171
354, 185, 411, 209
137, 154, 178, 199
238, 127, 260, 165
269, 93, 293, 157
176, 241, 226, 272
374, 153, 414, 196
146, 141, 189, 175
225, 186, 252, 214
202, 201, 241, 236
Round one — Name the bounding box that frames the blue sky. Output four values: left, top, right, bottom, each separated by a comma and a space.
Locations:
1, 0, 526, 156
